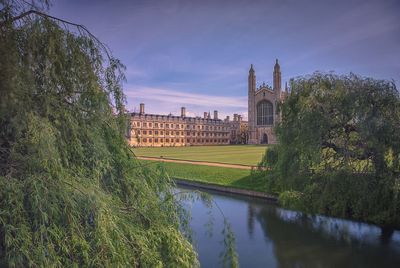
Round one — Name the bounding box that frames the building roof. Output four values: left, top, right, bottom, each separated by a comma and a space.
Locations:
130, 112, 224, 122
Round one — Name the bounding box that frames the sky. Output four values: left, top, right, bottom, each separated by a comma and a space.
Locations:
50, 0, 400, 120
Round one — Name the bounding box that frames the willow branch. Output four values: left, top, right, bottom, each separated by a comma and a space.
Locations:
0, 9, 112, 61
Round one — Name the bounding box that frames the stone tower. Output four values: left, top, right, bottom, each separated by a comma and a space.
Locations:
273, 59, 281, 97
248, 64, 256, 144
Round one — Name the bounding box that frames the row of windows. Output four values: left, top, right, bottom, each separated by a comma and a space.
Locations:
132, 122, 227, 131
136, 130, 229, 137
135, 130, 229, 136
139, 130, 181, 136
140, 138, 229, 143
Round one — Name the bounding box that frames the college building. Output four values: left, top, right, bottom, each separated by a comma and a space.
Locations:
127, 105, 243, 147
127, 59, 286, 147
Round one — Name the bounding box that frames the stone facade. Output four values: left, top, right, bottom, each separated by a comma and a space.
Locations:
128, 59, 286, 147
248, 59, 286, 144
227, 114, 248, 144
128, 105, 232, 147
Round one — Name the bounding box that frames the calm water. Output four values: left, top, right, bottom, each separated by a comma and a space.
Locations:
179, 186, 400, 268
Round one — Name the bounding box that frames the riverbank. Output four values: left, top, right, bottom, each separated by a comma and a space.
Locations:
140, 159, 272, 193
175, 178, 278, 202
137, 156, 255, 170
180, 184, 400, 268
141, 159, 400, 229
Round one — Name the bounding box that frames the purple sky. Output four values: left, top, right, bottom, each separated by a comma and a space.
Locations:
50, 0, 400, 120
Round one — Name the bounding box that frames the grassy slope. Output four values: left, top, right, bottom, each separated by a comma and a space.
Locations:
134, 145, 267, 166
142, 160, 268, 193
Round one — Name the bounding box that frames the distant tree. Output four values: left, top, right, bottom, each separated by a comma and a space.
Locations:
0, 1, 198, 266
239, 123, 249, 144
262, 73, 400, 226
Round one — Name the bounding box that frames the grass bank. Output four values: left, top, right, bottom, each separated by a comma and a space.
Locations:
141, 160, 270, 193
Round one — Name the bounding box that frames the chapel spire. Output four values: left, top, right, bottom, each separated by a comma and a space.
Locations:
273, 59, 281, 91
249, 64, 255, 73
248, 64, 256, 92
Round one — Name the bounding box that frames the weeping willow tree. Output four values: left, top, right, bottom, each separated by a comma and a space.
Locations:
0, 1, 200, 266
262, 72, 400, 227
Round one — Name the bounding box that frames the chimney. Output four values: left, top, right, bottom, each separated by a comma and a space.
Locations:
181, 107, 186, 117
204, 112, 208, 119
238, 115, 242, 122
214, 110, 218, 120
140, 103, 145, 115
233, 114, 238, 121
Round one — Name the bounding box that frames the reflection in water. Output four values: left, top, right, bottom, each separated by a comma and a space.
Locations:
181, 186, 400, 268
247, 204, 255, 238
255, 205, 400, 268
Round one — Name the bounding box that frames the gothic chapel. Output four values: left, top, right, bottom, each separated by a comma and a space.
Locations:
248, 59, 286, 144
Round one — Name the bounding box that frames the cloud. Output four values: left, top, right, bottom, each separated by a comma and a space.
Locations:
51, 0, 400, 94
124, 67, 148, 79
125, 85, 247, 108
124, 85, 248, 119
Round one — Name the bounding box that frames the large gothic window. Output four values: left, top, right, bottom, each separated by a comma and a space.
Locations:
257, 100, 273, 125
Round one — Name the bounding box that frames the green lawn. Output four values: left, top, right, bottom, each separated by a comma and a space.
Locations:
141, 160, 269, 192
134, 145, 267, 166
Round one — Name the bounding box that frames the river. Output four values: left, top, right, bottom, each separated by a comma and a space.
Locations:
178, 186, 400, 267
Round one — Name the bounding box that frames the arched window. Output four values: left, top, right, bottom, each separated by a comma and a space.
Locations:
261, 133, 268, 144
257, 101, 273, 125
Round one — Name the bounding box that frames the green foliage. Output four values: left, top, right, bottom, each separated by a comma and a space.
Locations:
220, 219, 239, 268
258, 145, 282, 193
261, 145, 278, 169
278, 191, 305, 211
263, 72, 400, 227
0, 2, 199, 267
300, 172, 400, 226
